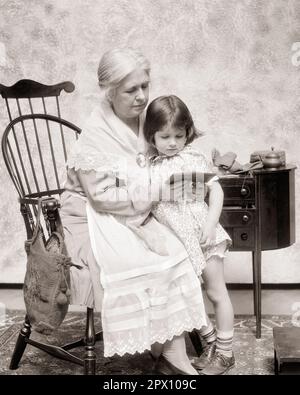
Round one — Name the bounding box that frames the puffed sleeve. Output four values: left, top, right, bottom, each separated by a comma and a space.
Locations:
77, 168, 152, 217
197, 153, 219, 187
181, 147, 220, 194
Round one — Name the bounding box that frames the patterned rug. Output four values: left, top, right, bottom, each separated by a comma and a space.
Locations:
0, 310, 294, 375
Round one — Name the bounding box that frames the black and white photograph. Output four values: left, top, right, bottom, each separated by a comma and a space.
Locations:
0, 0, 300, 378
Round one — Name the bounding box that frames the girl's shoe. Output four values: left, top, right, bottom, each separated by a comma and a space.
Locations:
198, 351, 235, 375
192, 340, 217, 370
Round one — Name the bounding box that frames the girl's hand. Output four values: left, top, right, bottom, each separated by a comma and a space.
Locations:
199, 222, 217, 248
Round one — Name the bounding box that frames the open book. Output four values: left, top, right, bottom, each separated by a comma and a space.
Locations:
167, 171, 217, 184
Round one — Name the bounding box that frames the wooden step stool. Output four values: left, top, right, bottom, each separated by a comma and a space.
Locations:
273, 327, 300, 375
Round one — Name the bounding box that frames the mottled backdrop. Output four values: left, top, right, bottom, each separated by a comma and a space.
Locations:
0, 0, 300, 284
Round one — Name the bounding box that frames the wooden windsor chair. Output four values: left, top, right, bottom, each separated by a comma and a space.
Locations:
0, 79, 103, 375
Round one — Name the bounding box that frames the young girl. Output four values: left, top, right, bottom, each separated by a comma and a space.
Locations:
143, 95, 235, 375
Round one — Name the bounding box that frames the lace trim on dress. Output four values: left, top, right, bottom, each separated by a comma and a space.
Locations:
67, 148, 127, 173
103, 304, 206, 357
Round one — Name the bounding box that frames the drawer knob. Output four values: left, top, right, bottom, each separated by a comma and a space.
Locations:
240, 187, 249, 196
242, 214, 249, 222
241, 233, 248, 241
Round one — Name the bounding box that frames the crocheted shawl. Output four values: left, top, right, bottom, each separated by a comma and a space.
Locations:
67, 97, 149, 175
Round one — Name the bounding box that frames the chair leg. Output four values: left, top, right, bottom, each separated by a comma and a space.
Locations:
9, 315, 31, 370
188, 330, 203, 357
84, 307, 96, 375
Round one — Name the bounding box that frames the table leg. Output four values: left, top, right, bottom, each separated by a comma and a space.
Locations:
274, 350, 279, 375
252, 251, 257, 317
254, 174, 262, 339
253, 248, 261, 338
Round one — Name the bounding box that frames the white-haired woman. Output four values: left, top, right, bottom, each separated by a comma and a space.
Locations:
60, 48, 207, 375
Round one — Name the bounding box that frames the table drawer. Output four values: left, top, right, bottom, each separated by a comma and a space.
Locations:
221, 208, 256, 250
219, 176, 255, 206
220, 209, 255, 227
224, 226, 255, 250
233, 227, 255, 250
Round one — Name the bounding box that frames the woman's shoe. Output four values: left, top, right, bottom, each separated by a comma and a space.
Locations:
154, 355, 192, 375
149, 351, 157, 361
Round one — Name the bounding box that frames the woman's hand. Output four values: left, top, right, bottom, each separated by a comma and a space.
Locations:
199, 221, 217, 248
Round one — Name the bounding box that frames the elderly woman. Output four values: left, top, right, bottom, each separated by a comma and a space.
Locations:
60, 48, 206, 375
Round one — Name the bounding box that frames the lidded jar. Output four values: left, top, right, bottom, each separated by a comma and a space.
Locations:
262, 147, 283, 169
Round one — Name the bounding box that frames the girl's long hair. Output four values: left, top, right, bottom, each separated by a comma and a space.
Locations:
144, 95, 201, 147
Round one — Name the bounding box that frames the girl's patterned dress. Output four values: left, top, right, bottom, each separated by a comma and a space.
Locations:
150, 145, 232, 277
